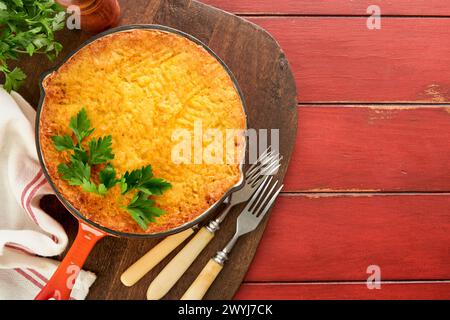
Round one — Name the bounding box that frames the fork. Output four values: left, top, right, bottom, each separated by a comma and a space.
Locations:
145, 148, 281, 299
181, 175, 283, 300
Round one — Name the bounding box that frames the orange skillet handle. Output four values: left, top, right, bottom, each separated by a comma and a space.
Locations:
35, 222, 105, 300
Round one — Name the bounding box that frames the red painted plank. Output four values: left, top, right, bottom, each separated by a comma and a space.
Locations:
234, 282, 450, 300
244, 195, 450, 282
202, 0, 450, 16
283, 106, 450, 192
246, 18, 450, 103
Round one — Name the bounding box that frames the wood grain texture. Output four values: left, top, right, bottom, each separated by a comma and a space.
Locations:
284, 106, 450, 192
235, 282, 450, 300
245, 17, 450, 103
201, 0, 450, 16
31, 0, 297, 300
243, 195, 450, 282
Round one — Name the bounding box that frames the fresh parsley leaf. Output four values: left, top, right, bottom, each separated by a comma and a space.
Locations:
138, 178, 172, 195
126, 208, 149, 230
99, 164, 118, 189
12, 0, 23, 7
122, 165, 171, 196
57, 158, 90, 186
3, 67, 26, 92
52, 135, 75, 151
88, 135, 114, 165
97, 183, 107, 195
69, 108, 94, 144
72, 148, 89, 164
122, 165, 153, 193
125, 192, 165, 230
81, 179, 98, 193
52, 11, 66, 32
119, 177, 128, 194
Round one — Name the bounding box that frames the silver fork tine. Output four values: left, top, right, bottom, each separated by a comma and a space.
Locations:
251, 180, 278, 215
246, 146, 272, 173
250, 165, 280, 188
246, 156, 273, 181
246, 148, 276, 178
247, 151, 279, 178
244, 176, 272, 210
254, 184, 283, 220
248, 153, 280, 184
246, 159, 270, 182
260, 155, 283, 176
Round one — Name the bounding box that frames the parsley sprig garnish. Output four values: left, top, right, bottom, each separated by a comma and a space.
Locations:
52, 108, 171, 230
125, 192, 165, 230
119, 165, 172, 195
0, 0, 66, 92
119, 166, 172, 229
52, 108, 113, 195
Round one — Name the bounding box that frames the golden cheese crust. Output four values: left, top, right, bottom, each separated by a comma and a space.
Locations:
39, 29, 246, 234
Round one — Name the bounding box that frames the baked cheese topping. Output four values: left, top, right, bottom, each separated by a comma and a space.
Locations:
39, 29, 246, 234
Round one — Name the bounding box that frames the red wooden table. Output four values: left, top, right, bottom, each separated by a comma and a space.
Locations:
198, 0, 450, 299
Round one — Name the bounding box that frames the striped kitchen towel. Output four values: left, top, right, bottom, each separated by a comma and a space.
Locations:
0, 87, 96, 300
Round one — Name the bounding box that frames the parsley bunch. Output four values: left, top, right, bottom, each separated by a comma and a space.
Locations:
0, 0, 66, 92
52, 108, 172, 230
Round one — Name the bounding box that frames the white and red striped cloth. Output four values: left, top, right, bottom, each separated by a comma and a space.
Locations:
0, 87, 96, 300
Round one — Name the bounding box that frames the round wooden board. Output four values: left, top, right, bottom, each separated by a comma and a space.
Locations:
18, 0, 297, 299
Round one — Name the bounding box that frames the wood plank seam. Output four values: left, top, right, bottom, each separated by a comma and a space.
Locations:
237, 14, 450, 18
200, 0, 450, 17
242, 280, 450, 284
298, 102, 450, 106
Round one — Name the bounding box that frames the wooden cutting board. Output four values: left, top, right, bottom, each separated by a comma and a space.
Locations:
17, 0, 297, 299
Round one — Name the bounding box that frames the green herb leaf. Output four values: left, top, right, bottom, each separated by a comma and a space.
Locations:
52, 135, 75, 151
99, 163, 118, 189
97, 183, 107, 195
69, 108, 94, 144
121, 165, 172, 195
138, 178, 172, 195
52, 11, 66, 31
122, 165, 153, 193
88, 135, 114, 165
12, 0, 23, 7
81, 179, 98, 193
3, 67, 26, 92
72, 148, 89, 164
57, 158, 90, 186
126, 208, 149, 230
125, 192, 165, 230
122, 165, 171, 196
119, 177, 127, 193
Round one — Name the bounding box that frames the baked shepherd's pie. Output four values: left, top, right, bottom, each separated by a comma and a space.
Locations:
39, 28, 246, 234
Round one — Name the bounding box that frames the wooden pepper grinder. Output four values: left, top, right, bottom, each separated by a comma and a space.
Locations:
57, 0, 121, 33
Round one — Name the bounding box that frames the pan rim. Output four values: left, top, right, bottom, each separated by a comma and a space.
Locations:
35, 24, 248, 239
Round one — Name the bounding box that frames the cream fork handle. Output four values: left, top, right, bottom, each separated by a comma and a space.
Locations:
146, 227, 215, 300
120, 228, 194, 287
180, 259, 223, 300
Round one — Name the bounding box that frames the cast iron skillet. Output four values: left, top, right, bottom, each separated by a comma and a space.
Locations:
34, 24, 247, 300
